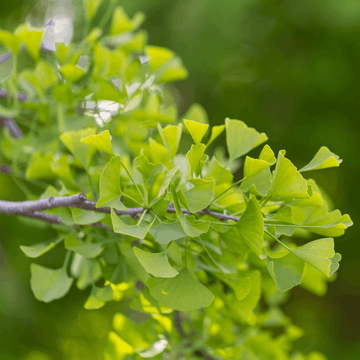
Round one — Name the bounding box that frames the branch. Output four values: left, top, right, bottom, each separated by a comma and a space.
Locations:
0, 165, 11, 174
0, 116, 23, 138
0, 88, 27, 102
0, 52, 11, 65
0, 194, 240, 223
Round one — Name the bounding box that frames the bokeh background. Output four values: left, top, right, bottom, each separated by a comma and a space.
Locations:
0, 0, 359, 359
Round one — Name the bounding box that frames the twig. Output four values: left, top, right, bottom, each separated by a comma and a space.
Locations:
0, 117, 23, 138
0, 52, 11, 65
0, 89, 27, 102
0, 195, 240, 224
0, 165, 11, 174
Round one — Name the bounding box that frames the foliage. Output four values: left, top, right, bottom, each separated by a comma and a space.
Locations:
0, 1, 352, 359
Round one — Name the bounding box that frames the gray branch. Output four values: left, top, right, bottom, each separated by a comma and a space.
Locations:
0, 193, 240, 229
0, 89, 27, 102
0, 117, 23, 138
0, 165, 11, 174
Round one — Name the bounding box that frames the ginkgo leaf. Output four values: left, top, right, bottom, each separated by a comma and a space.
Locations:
329, 253, 341, 276
133, 247, 178, 278
183, 103, 208, 125
225, 118, 268, 162
206, 125, 225, 147
157, 123, 182, 159
30, 264, 73, 303
84, 285, 113, 310
223, 197, 264, 257
81, 129, 115, 156
60, 129, 95, 169
178, 178, 215, 213
290, 238, 335, 276
186, 143, 206, 176
71, 208, 107, 225
82, 0, 103, 21
149, 138, 172, 169
111, 208, 156, 239
267, 150, 310, 199
299, 146, 342, 172
229, 270, 261, 326
149, 220, 186, 244
20, 237, 63, 258
129, 288, 172, 314
183, 119, 209, 144
147, 268, 214, 311
60, 64, 85, 83
243, 145, 276, 178
157, 166, 179, 197
97, 156, 127, 210
266, 251, 305, 292
170, 185, 209, 237
302, 211, 352, 237
15, 24, 43, 61
65, 234, 103, 258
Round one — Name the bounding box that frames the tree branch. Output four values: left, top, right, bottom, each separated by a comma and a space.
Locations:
0, 193, 240, 228
0, 88, 27, 102
0, 116, 23, 138
0, 165, 11, 174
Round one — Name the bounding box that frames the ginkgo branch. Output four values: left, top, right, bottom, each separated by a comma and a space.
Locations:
0, 193, 241, 228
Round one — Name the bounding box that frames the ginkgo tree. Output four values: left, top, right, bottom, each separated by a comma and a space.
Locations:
0, 1, 352, 359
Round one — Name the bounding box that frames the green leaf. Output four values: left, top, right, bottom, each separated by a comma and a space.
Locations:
266, 251, 305, 291
157, 123, 182, 159
229, 270, 261, 326
110, 7, 144, 35
186, 143, 206, 176
0, 104, 20, 118
149, 220, 186, 244
84, 285, 113, 310
223, 197, 264, 257
267, 150, 310, 199
129, 288, 172, 314
30, 264, 73, 303
65, 234, 103, 258
157, 166, 179, 197
289, 238, 335, 276
25, 152, 55, 180
81, 129, 115, 156
59, 64, 85, 83
133, 247, 178, 278
299, 146, 342, 172
147, 268, 214, 311
206, 125, 225, 147
170, 185, 210, 237
15, 24, 43, 61
20, 237, 63, 258
71, 208, 107, 225
183, 119, 209, 144
178, 178, 215, 213
183, 103, 208, 125
302, 210, 352, 237
111, 208, 155, 239
0, 29, 22, 54
105, 331, 134, 359
225, 118, 268, 162
244, 145, 276, 178
119, 243, 150, 283
149, 138, 172, 169
97, 156, 127, 210
60, 129, 96, 169
329, 253, 341, 276
92, 77, 125, 102
82, 0, 103, 21
146, 46, 188, 83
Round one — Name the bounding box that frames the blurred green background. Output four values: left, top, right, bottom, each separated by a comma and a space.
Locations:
0, 0, 359, 359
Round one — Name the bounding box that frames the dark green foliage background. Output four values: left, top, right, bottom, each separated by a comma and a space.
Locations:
0, 0, 358, 359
